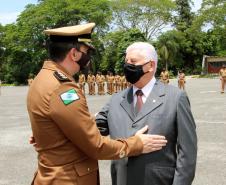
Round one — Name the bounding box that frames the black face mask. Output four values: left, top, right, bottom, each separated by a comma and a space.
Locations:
77, 52, 91, 70
123, 62, 148, 84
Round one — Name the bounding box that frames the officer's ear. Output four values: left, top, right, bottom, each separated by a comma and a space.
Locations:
70, 48, 81, 62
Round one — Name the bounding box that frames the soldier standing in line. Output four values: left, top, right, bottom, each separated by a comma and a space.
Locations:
114, 73, 121, 93
96, 71, 101, 95
87, 71, 96, 95
160, 68, 169, 84
108, 72, 115, 95
178, 70, 186, 90
219, 64, 226, 93
78, 72, 86, 94
106, 71, 110, 94
100, 72, 106, 95
120, 74, 127, 90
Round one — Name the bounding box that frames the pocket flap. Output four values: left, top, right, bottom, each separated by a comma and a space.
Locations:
74, 158, 98, 176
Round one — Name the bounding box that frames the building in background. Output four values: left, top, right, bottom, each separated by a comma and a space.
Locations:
202, 55, 226, 74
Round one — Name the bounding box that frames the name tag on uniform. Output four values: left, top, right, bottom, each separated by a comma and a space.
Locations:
60, 89, 79, 105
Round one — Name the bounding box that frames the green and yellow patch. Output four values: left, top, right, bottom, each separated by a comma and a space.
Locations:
60, 89, 79, 105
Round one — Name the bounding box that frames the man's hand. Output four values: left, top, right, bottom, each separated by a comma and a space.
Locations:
135, 125, 167, 154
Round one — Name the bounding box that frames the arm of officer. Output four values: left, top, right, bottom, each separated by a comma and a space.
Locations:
49, 83, 143, 160
95, 102, 110, 136
173, 91, 197, 185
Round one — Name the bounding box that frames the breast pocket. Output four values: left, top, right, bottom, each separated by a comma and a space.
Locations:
145, 114, 168, 135
74, 158, 98, 185
144, 165, 175, 185
146, 114, 176, 137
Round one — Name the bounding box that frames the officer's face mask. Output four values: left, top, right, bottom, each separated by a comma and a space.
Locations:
123, 62, 149, 84
77, 51, 91, 71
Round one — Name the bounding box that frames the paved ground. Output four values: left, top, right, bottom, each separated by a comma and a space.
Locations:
0, 78, 226, 185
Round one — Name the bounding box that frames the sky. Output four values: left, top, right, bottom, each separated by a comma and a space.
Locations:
0, 0, 203, 25
0, 0, 38, 25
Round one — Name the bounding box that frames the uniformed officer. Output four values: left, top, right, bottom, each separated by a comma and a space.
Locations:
178, 70, 186, 90
114, 73, 121, 93
27, 23, 166, 185
78, 72, 86, 94
108, 72, 115, 95
219, 64, 226, 93
100, 72, 106, 95
106, 71, 110, 94
160, 68, 169, 84
87, 71, 96, 95
95, 71, 101, 95
120, 73, 127, 91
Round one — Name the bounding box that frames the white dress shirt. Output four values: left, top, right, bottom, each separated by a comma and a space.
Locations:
133, 77, 156, 107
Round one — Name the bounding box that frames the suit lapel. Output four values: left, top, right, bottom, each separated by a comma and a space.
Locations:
120, 87, 135, 121
134, 81, 165, 123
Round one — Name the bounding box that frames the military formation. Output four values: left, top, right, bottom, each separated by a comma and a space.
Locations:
78, 71, 131, 95
27, 66, 225, 95
79, 67, 226, 95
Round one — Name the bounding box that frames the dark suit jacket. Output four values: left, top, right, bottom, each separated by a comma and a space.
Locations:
96, 80, 197, 185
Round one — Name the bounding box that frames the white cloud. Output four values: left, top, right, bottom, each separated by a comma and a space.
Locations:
0, 12, 20, 25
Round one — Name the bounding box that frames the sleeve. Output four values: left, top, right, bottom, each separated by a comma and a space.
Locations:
95, 101, 111, 136
173, 91, 197, 185
49, 83, 143, 160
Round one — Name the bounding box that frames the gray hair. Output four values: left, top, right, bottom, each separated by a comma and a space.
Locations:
126, 42, 158, 71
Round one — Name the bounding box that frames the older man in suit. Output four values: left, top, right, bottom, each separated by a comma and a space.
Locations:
96, 42, 197, 185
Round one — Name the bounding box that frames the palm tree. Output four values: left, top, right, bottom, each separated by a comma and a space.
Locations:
159, 44, 170, 70
157, 33, 178, 70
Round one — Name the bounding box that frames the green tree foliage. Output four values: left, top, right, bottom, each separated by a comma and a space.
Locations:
100, 29, 146, 74
111, 0, 175, 39
192, 0, 226, 56
156, 28, 220, 75
0, 24, 5, 80
1, 0, 112, 84
156, 31, 179, 71
1, 0, 225, 84
174, 0, 194, 31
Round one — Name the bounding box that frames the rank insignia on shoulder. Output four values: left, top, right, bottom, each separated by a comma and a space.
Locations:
60, 89, 79, 105
54, 71, 71, 82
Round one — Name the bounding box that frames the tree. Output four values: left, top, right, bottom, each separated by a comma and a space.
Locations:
100, 29, 146, 73
0, 24, 5, 81
111, 0, 175, 39
192, 0, 226, 56
156, 30, 181, 72
1, 0, 112, 84
174, 0, 194, 31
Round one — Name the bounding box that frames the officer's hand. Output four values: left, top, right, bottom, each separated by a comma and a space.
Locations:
29, 135, 37, 147
135, 125, 167, 154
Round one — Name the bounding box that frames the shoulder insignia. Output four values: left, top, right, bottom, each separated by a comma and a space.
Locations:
54, 71, 71, 82
60, 89, 79, 105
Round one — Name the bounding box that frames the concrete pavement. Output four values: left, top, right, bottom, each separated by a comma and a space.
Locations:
0, 78, 225, 185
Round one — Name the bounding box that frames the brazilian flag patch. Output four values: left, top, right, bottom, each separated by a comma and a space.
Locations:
60, 89, 79, 105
